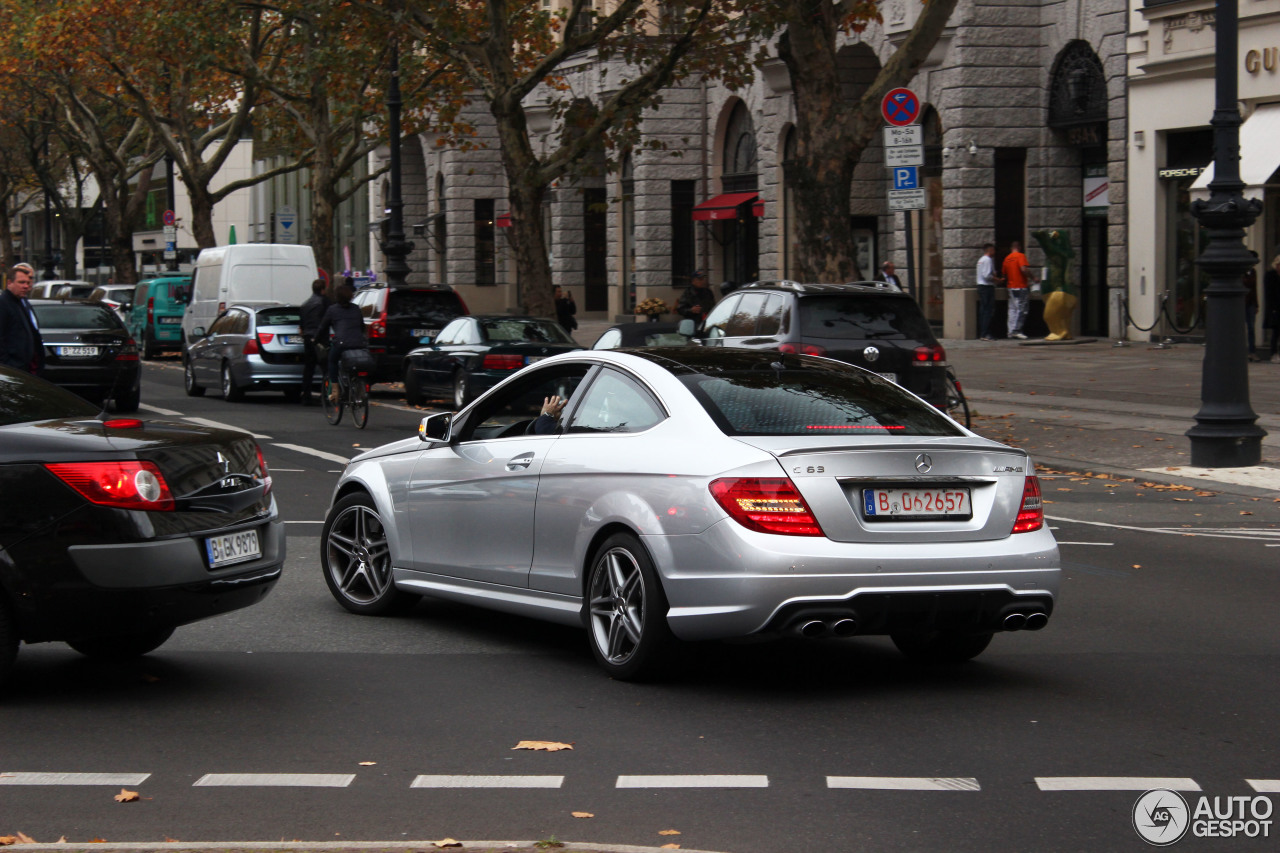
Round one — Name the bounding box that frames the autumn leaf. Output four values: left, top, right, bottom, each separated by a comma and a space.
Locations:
431, 840, 461, 849
1173, 498, 1192, 502
1240, 511, 1253, 516
659, 829, 682, 835
0, 838, 17, 846
114, 789, 142, 802
661, 845, 681, 850
358, 761, 376, 766
571, 811, 594, 818
513, 740, 574, 751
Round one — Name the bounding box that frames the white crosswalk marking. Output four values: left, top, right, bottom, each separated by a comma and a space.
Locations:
411, 775, 564, 788
616, 775, 769, 788
1036, 777, 1201, 791
0, 772, 150, 786
271, 442, 352, 464
1247, 779, 1280, 793
193, 774, 354, 787
827, 776, 981, 791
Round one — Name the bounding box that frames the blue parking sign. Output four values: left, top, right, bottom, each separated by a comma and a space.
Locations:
893, 166, 919, 190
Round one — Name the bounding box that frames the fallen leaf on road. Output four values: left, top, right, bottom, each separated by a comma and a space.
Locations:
1173, 498, 1192, 502
113, 789, 142, 802
359, 761, 376, 766
571, 811, 594, 818
1132, 564, 1142, 569
1055, 488, 1072, 492
431, 840, 462, 849
513, 740, 574, 751
1240, 511, 1253, 516
0, 838, 17, 846
14, 835, 34, 844
659, 829, 682, 835
661, 845, 681, 850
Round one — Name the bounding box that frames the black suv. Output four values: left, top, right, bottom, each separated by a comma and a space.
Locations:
351, 284, 469, 383
693, 281, 949, 408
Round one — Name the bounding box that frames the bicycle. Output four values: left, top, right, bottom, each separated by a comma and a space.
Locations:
322, 348, 373, 429
944, 366, 971, 429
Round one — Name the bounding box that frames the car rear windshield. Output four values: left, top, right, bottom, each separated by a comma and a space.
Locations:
388, 290, 464, 321
798, 295, 933, 341
479, 318, 574, 344
679, 364, 962, 436
0, 369, 99, 425
258, 307, 301, 326
30, 304, 124, 331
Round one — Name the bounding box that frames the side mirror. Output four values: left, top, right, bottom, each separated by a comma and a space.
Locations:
192, 326, 206, 338
419, 411, 453, 443
676, 318, 696, 337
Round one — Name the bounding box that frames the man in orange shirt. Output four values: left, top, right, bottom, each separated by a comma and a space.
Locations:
1001, 240, 1037, 340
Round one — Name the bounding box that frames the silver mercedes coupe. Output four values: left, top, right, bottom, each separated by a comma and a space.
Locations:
320, 348, 1060, 680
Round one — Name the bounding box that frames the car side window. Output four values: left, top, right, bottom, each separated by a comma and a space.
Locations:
458, 320, 481, 345
355, 290, 377, 319
592, 329, 622, 350
208, 313, 234, 335
725, 292, 766, 336
757, 294, 784, 336
458, 364, 592, 441
232, 310, 251, 335
701, 295, 740, 339
434, 318, 465, 346
566, 369, 665, 434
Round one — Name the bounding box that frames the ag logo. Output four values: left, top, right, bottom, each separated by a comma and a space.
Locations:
1133, 789, 1190, 846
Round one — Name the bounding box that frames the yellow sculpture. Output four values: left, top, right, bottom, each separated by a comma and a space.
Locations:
1032, 229, 1076, 341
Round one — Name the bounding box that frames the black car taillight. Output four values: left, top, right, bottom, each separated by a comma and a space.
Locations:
116, 339, 140, 361
779, 343, 826, 356
256, 445, 272, 497
45, 461, 175, 511
913, 344, 947, 365
483, 354, 524, 370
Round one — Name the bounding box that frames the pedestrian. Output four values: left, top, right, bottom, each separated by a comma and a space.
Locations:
1244, 251, 1259, 361
554, 286, 577, 333
875, 260, 903, 290
1264, 254, 1280, 363
975, 242, 1000, 341
314, 281, 368, 404
299, 278, 331, 405
676, 270, 716, 331
0, 262, 44, 375
1001, 240, 1036, 340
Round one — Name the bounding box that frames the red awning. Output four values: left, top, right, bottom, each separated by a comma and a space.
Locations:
495, 213, 513, 228
691, 192, 763, 221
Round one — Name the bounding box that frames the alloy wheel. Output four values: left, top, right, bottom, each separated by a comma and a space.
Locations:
588, 546, 647, 666
325, 504, 393, 605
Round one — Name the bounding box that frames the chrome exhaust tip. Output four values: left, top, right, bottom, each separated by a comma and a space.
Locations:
799, 620, 826, 638
830, 618, 858, 637
1003, 612, 1028, 631
1024, 612, 1049, 631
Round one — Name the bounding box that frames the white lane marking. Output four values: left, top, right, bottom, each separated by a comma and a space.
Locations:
1036, 777, 1201, 792
1048, 515, 1278, 543
1247, 779, 1280, 792
268, 468, 306, 472
1054, 542, 1114, 546
194, 773, 354, 787
827, 776, 980, 791
139, 403, 184, 417
616, 775, 769, 788
272, 443, 352, 465
283, 520, 325, 525
183, 417, 271, 440
411, 775, 563, 788
0, 772, 151, 785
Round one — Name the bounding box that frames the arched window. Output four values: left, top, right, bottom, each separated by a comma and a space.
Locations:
723, 102, 758, 194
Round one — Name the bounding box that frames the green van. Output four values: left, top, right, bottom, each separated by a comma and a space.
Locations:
128, 275, 192, 358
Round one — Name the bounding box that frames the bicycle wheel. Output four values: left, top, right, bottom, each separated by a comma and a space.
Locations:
945, 370, 971, 429
350, 375, 370, 429
323, 377, 343, 425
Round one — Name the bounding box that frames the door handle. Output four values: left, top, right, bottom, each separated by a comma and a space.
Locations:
506, 452, 535, 471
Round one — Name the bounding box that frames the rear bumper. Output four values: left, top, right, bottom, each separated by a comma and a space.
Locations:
232, 357, 311, 389
648, 520, 1060, 640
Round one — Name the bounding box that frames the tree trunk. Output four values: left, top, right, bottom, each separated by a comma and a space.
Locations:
495, 101, 555, 318
187, 179, 218, 248
0, 194, 16, 269
309, 115, 338, 278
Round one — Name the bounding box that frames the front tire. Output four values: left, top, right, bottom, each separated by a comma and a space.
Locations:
221, 362, 244, 402
66, 626, 175, 660
142, 330, 157, 360
184, 356, 205, 397
891, 630, 993, 664
350, 377, 369, 429
585, 533, 675, 681
321, 493, 417, 615
452, 370, 469, 410
403, 364, 424, 407
114, 384, 141, 412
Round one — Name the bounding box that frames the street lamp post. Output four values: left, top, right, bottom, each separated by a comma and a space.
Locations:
1186, 0, 1267, 466
382, 43, 413, 288
42, 136, 55, 281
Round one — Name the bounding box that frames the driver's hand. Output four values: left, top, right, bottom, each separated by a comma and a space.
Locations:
541, 395, 566, 418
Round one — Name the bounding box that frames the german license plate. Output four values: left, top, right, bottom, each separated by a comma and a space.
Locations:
863, 487, 971, 520
281, 334, 302, 345
876, 372, 898, 384
57, 346, 99, 357
412, 328, 439, 339
159, 316, 182, 324
205, 528, 261, 568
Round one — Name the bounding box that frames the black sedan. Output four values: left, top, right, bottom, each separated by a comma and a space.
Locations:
30, 301, 142, 412
0, 366, 284, 687
402, 315, 581, 408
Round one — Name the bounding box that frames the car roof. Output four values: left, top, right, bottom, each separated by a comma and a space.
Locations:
738, 280, 909, 296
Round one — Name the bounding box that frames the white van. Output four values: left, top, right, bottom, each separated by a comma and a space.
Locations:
182, 244, 318, 348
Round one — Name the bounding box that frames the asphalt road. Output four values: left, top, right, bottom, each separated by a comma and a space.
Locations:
2, 360, 1277, 852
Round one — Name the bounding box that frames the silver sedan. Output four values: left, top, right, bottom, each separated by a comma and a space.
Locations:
320, 348, 1060, 679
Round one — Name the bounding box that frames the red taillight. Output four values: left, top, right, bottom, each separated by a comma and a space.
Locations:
242, 337, 260, 355
1012, 475, 1044, 534
116, 339, 139, 361
482, 353, 524, 370
256, 445, 272, 496
258, 332, 274, 344
913, 344, 947, 364
103, 418, 143, 429
45, 460, 175, 511
370, 310, 387, 339
709, 477, 825, 537
778, 343, 825, 356
146, 297, 155, 326
778, 343, 797, 354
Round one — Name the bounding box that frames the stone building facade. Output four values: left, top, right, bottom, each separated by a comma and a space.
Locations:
376, 0, 1128, 340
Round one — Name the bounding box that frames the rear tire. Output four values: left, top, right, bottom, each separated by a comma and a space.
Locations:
184, 356, 205, 397
403, 364, 424, 407
0, 599, 18, 689
585, 533, 675, 681
323, 377, 343, 425
66, 626, 175, 660
891, 630, 993, 664
452, 370, 469, 409
945, 370, 971, 428
350, 377, 369, 429
142, 330, 157, 360
114, 385, 141, 412
321, 492, 417, 615
221, 362, 244, 402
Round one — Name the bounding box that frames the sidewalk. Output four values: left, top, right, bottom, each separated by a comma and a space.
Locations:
570, 319, 1280, 495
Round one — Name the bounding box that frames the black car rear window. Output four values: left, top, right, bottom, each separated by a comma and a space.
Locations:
387, 290, 464, 321
798, 295, 933, 341
30, 303, 125, 331
679, 364, 962, 436
0, 369, 99, 425
480, 318, 574, 343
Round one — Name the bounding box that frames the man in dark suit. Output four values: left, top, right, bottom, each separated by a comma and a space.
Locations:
874, 261, 903, 291
0, 263, 44, 375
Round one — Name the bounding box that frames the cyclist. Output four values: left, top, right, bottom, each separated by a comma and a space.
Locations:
314, 281, 367, 404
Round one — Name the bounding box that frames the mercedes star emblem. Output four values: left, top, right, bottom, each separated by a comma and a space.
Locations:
915, 453, 933, 474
